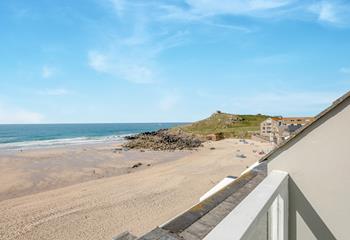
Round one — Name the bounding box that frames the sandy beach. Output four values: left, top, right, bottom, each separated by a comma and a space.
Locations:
0, 139, 274, 240
0, 142, 190, 201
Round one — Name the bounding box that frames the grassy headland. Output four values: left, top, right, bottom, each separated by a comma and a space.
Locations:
173, 111, 271, 138
124, 112, 271, 150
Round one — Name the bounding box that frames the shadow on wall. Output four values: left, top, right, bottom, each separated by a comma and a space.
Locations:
289, 179, 336, 240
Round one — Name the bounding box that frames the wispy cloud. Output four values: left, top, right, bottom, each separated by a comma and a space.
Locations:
159, 93, 181, 111
92, 0, 350, 85
88, 51, 108, 72
37, 88, 71, 96
0, 103, 44, 124
160, 0, 350, 28
308, 1, 350, 26
109, 0, 125, 17
184, 0, 294, 16
159, 3, 254, 32
340, 67, 350, 74
161, 0, 296, 23
41, 65, 55, 79
89, 2, 190, 84
88, 50, 155, 84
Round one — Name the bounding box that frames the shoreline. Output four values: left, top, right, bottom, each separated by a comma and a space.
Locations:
0, 135, 130, 152
0, 122, 186, 151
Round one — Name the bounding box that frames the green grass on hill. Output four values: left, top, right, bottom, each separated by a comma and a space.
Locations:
174, 112, 271, 138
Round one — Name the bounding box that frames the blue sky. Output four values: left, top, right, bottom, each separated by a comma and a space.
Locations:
1, 0, 350, 123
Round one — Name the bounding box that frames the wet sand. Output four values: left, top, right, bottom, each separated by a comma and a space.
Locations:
0, 139, 274, 240
0, 143, 190, 201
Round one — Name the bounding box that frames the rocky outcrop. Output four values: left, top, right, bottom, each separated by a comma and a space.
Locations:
123, 129, 203, 151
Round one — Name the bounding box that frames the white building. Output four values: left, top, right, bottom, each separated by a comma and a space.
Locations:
260, 117, 314, 144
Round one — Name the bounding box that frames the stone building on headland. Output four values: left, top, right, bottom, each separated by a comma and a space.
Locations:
260, 117, 314, 144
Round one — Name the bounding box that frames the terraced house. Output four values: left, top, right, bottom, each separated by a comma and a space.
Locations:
115, 91, 350, 240
260, 117, 314, 144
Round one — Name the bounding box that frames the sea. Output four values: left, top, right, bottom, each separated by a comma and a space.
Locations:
0, 123, 186, 150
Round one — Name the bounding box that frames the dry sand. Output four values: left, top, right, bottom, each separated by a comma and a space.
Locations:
0, 139, 274, 240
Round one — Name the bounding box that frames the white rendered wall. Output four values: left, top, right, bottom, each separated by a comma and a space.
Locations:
268, 97, 350, 240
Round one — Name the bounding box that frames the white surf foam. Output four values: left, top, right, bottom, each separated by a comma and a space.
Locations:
0, 134, 132, 151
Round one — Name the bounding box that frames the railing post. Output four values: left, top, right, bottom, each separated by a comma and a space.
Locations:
269, 174, 288, 240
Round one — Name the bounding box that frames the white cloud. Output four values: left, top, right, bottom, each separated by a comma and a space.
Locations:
0, 103, 44, 124
87, 4, 161, 84
88, 51, 108, 72
38, 88, 71, 96
88, 4, 190, 84
340, 67, 350, 74
159, 94, 180, 111
160, 0, 350, 27
161, 0, 295, 22
248, 0, 294, 10
88, 50, 155, 84
309, 1, 338, 23
308, 1, 350, 26
109, 0, 125, 17
41, 65, 55, 78
185, 0, 294, 15
91, 1, 350, 87
204, 21, 253, 32
318, 3, 337, 23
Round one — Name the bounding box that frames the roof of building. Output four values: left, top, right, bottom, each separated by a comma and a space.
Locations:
271, 117, 314, 121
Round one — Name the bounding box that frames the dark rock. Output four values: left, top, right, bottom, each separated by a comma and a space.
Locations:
123, 129, 203, 151
131, 163, 142, 168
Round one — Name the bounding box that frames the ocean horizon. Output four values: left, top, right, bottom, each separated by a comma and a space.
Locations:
0, 123, 187, 150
